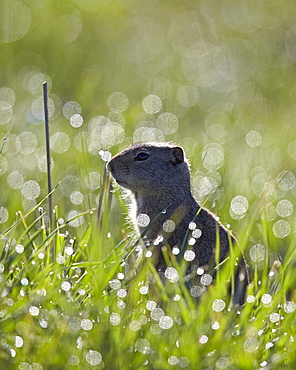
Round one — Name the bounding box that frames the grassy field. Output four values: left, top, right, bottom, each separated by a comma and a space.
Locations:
1, 0, 296, 368
0, 168, 296, 369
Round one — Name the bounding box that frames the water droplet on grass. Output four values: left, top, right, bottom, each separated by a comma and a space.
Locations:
61, 281, 71, 292
69, 355, 80, 366
270, 313, 280, 323
247, 295, 255, 303
168, 356, 179, 365
246, 131, 262, 147
273, 219, 291, 238
142, 94, 162, 114
151, 308, 165, 321
135, 339, 151, 354
15, 335, 23, 348
172, 247, 180, 255
139, 286, 148, 295
7, 171, 24, 190
178, 357, 190, 368
63, 101, 81, 119
190, 285, 205, 298
81, 319, 93, 331
110, 313, 121, 326
15, 244, 24, 253
29, 306, 40, 316
288, 141, 296, 160
107, 92, 129, 112
21, 278, 29, 286
276, 199, 293, 218
230, 195, 249, 219
184, 250, 195, 261
277, 170, 295, 191
284, 301, 296, 313
163, 219, 176, 232
129, 320, 141, 331
199, 335, 208, 344
243, 338, 259, 353
85, 350, 102, 366
146, 300, 157, 311
196, 267, 204, 275
70, 114, 83, 128
117, 289, 127, 298
21, 180, 40, 200
192, 229, 202, 238
262, 294, 272, 305
137, 213, 150, 227
212, 321, 220, 330
109, 279, 121, 290
249, 244, 265, 262
156, 112, 179, 135
212, 299, 226, 312
159, 315, 173, 329
164, 267, 179, 283
200, 274, 213, 286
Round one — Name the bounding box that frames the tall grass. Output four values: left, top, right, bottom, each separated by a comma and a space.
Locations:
0, 172, 295, 369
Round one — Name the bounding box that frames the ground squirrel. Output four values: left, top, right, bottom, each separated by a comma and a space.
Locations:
107, 142, 248, 305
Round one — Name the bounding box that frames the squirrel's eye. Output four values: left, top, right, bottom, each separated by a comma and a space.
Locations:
135, 152, 149, 161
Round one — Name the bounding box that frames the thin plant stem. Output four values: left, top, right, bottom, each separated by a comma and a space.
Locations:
43, 81, 53, 231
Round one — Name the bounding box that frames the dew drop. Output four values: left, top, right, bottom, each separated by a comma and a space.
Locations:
70, 113, 83, 128
159, 315, 173, 329
129, 320, 141, 332
85, 350, 102, 366
107, 92, 129, 112
146, 300, 157, 311
81, 319, 93, 331
15, 335, 23, 348
61, 281, 71, 292
273, 219, 291, 238
212, 299, 226, 312
284, 301, 296, 313
15, 244, 24, 254
29, 306, 40, 316
243, 338, 259, 353
200, 274, 213, 286
162, 219, 175, 232
139, 286, 148, 295
151, 308, 165, 321
199, 335, 208, 344
164, 267, 179, 283
261, 294, 272, 305
184, 250, 195, 261
135, 339, 151, 354
110, 312, 121, 326
250, 244, 265, 262
270, 312, 280, 323
192, 229, 202, 238
137, 213, 150, 227
168, 356, 179, 365
246, 131, 262, 147
69, 355, 80, 366
21, 278, 29, 286
142, 94, 162, 114
172, 247, 180, 255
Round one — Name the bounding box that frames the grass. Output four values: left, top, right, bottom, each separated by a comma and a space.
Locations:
0, 172, 295, 370
1, 0, 296, 367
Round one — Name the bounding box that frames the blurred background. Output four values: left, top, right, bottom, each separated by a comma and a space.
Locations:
1, 0, 296, 252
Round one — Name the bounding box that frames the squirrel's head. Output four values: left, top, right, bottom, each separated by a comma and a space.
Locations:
107, 142, 191, 196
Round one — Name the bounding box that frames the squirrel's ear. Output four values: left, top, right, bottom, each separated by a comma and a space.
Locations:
171, 146, 184, 165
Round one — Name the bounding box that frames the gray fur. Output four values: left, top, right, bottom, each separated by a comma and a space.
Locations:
107, 142, 248, 305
